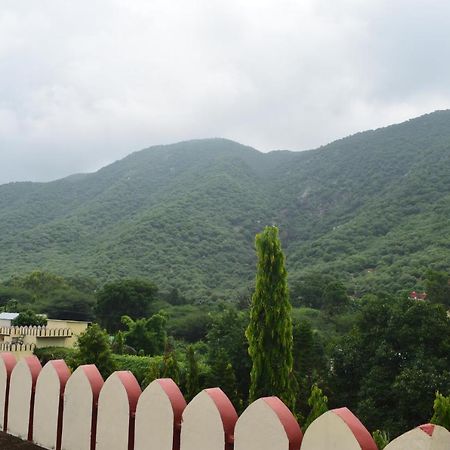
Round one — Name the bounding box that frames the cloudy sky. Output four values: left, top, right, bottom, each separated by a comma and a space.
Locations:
1, 0, 450, 184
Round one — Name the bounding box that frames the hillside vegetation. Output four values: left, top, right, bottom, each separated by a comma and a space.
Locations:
0, 111, 449, 299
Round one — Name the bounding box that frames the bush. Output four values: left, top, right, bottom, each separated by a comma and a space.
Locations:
112, 354, 161, 386
12, 310, 47, 327
34, 346, 76, 367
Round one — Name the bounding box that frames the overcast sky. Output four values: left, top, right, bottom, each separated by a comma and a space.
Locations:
1, 0, 450, 184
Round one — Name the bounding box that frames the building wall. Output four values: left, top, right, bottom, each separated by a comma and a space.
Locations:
0, 320, 89, 354
46, 319, 88, 347
0, 353, 449, 450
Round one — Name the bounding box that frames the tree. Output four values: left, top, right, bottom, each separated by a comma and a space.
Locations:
12, 310, 47, 327
8, 271, 68, 297
0, 285, 32, 309
144, 359, 163, 388
112, 330, 125, 355
95, 278, 158, 332
293, 320, 327, 417
304, 384, 328, 429
431, 391, 450, 430
166, 288, 187, 305
43, 288, 95, 321
291, 273, 333, 308
246, 226, 296, 410
323, 281, 349, 314
121, 313, 167, 356
329, 294, 450, 436
426, 270, 450, 307
161, 347, 181, 385
74, 323, 116, 378
208, 348, 242, 410
222, 362, 243, 412
372, 430, 390, 450
186, 346, 200, 401
168, 306, 211, 342
207, 306, 251, 402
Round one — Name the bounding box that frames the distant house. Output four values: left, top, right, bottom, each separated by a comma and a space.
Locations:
409, 291, 427, 301
0, 314, 89, 357
0, 312, 19, 328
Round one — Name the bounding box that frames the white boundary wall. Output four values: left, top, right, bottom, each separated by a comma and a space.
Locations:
0, 353, 448, 450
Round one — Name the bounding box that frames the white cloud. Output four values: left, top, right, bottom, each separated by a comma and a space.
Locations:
0, 0, 449, 183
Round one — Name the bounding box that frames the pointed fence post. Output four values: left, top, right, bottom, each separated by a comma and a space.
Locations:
180, 388, 238, 450
96, 371, 141, 450
234, 397, 302, 450
61, 364, 104, 450
134, 378, 187, 450
384, 424, 450, 450
0, 352, 16, 431
33, 360, 71, 450
301, 408, 377, 450
7, 356, 42, 440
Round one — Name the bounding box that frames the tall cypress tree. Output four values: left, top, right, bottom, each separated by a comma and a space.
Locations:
245, 226, 296, 410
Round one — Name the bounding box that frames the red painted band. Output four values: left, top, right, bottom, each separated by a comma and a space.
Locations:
205, 388, 238, 450
0, 353, 16, 431
263, 397, 303, 450
115, 371, 142, 450
156, 378, 187, 450
333, 408, 377, 450
419, 424, 435, 437
25, 356, 42, 441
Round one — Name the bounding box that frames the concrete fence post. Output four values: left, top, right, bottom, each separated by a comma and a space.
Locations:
61, 364, 104, 450
33, 360, 71, 450
180, 388, 238, 450
134, 378, 187, 450
300, 408, 377, 450
234, 397, 302, 450
6, 355, 42, 440
0, 352, 16, 431
384, 424, 450, 450
96, 371, 141, 450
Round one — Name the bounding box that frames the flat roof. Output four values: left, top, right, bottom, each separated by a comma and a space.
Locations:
0, 313, 19, 320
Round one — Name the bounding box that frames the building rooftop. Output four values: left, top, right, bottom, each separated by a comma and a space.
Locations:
0, 313, 19, 320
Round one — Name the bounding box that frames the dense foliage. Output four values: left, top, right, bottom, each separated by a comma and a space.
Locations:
431, 391, 450, 430
0, 111, 449, 299
0, 271, 95, 321
24, 269, 450, 438
12, 310, 47, 327
74, 324, 116, 378
96, 279, 158, 332
329, 295, 450, 436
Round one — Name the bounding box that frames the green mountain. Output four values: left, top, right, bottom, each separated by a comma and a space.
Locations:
1, 111, 449, 299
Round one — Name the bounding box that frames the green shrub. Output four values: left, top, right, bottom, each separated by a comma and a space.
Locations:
34, 346, 76, 367
112, 354, 160, 386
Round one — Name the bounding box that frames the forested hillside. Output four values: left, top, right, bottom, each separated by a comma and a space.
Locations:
1, 111, 449, 299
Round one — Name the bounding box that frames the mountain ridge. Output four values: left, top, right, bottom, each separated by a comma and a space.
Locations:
1, 111, 449, 299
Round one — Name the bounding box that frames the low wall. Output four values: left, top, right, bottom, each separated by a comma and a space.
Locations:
0, 352, 449, 450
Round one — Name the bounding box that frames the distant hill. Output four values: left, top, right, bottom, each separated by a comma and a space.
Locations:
1, 111, 449, 300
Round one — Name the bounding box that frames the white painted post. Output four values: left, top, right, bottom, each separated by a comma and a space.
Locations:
300, 408, 377, 450
33, 360, 71, 450
96, 371, 141, 450
180, 388, 238, 450
0, 352, 16, 431
61, 364, 104, 450
384, 424, 450, 450
135, 378, 186, 450
234, 397, 302, 450
7, 356, 42, 440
